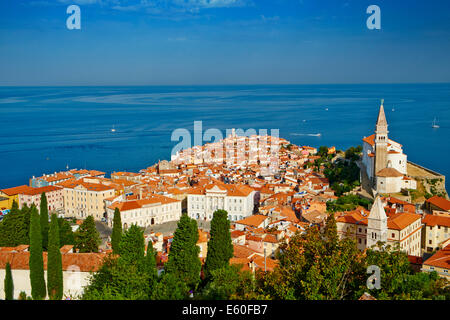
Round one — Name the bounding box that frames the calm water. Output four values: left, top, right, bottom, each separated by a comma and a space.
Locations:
0, 84, 449, 190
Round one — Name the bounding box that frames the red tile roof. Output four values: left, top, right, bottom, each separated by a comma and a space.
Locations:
0, 185, 33, 196
426, 196, 450, 211
422, 214, 450, 228
376, 168, 403, 178
423, 245, 450, 270
20, 185, 62, 196
0, 249, 108, 272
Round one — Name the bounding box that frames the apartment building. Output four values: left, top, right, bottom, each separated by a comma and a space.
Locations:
106, 194, 182, 229
422, 214, 450, 253
62, 181, 115, 220
18, 185, 64, 213
187, 183, 255, 222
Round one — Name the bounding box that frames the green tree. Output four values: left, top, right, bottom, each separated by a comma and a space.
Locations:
4, 262, 14, 300
0, 202, 31, 246
40, 193, 49, 250
257, 221, 366, 300
201, 265, 258, 300
361, 244, 449, 300
151, 272, 189, 300
204, 209, 233, 280
326, 194, 372, 212
74, 216, 100, 253
57, 218, 74, 246
82, 224, 152, 300
317, 146, 329, 157
29, 206, 46, 300
47, 214, 63, 300
111, 208, 122, 254
82, 255, 151, 300
144, 242, 158, 293
164, 214, 201, 290
118, 224, 145, 265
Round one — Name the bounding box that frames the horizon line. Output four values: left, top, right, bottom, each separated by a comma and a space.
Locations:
1, 81, 450, 88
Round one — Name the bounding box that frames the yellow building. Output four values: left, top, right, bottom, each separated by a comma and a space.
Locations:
61, 181, 115, 220
422, 214, 450, 253
0, 196, 9, 210
0, 185, 32, 209
422, 245, 450, 280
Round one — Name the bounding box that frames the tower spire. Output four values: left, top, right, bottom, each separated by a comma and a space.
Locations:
376, 99, 387, 127
373, 100, 389, 183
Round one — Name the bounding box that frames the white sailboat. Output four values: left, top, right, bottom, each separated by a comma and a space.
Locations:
431, 118, 440, 128
111, 125, 116, 132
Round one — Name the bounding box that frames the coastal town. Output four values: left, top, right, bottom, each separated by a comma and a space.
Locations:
0, 102, 449, 300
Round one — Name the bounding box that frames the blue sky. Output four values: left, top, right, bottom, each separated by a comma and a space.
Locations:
0, 0, 449, 85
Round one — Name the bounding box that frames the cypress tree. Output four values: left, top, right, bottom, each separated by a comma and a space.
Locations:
111, 208, 122, 254
11, 199, 19, 213
4, 262, 13, 300
145, 242, 158, 292
47, 213, 63, 300
29, 206, 46, 300
323, 212, 339, 252
204, 209, 233, 280
118, 224, 145, 265
40, 193, 49, 250
58, 218, 74, 246
74, 215, 100, 253
165, 214, 201, 290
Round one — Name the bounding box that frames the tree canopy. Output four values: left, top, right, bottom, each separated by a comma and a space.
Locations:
164, 214, 201, 291
204, 209, 233, 280
74, 216, 100, 253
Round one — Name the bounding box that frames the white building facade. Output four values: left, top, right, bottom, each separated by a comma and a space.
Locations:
106, 195, 182, 229
187, 184, 255, 222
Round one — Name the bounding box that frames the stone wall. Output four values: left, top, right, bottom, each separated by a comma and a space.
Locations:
407, 161, 448, 199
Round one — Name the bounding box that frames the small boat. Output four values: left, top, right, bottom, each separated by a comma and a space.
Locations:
111, 125, 116, 132
431, 118, 440, 128
325, 108, 329, 111
392, 106, 395, 111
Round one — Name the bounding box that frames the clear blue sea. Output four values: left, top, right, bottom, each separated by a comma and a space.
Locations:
0, 84, 449, 191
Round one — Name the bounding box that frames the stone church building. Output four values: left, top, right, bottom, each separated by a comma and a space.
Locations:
362, 101, 417, 194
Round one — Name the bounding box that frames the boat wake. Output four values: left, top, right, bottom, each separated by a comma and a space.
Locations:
290, 133, 322, 137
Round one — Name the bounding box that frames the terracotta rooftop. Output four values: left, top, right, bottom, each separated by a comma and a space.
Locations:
235, 215, 269, 228
0, 248, 108, 272
376, 167, 404, 178
422, 214, 450, 228
0, 185, 33, 196
387, 212, 421, 230
423, 245, 450, 270
426, 196, 450, 211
